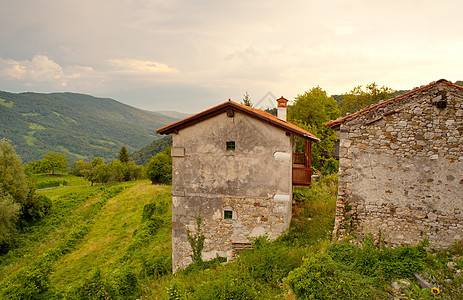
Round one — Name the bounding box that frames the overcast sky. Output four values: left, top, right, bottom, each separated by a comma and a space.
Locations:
1, 0, 462, 113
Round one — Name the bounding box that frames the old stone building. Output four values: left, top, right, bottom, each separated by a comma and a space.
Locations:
157, 99, 318, 272
326, 79, 463, 247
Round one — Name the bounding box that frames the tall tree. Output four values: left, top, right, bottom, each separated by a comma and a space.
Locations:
241, 91, 253, 107
288, 87, 341, 170
338, 83, 395, 116
118, 146, 130, 163
146, 147, 172, 184
39, 152, 68, 175
0, 140, 29, 203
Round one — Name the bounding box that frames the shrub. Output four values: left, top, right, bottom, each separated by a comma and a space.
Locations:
1, 262, 53, 299
328, 237, 427, 280
239, 237, 304, 287
19, 192, 52, 224
35, 180, 67, 189
321, 157, 339, 175
77, 268, 139, 300
285, 253, 379, 299
143, 254, 172, 277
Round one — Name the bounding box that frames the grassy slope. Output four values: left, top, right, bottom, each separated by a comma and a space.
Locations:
0, 175, 171, 299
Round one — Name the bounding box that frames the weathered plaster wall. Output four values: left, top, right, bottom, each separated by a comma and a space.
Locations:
171, 110, 293, 272
334, 83, 463, 248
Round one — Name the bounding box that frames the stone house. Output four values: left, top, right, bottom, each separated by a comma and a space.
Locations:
156, 98, 319, 272
326, 79, 463, 247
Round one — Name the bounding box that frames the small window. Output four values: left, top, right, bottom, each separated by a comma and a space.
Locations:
226, 141, 235, 151
224, 210, 233, 219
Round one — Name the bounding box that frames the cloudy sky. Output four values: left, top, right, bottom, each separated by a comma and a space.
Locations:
1, 0, 462, 113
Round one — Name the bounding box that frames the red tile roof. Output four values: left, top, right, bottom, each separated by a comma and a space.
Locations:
325, 79, 463, 128
156, 100, 319, 141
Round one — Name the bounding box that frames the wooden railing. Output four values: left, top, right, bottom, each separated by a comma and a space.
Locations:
292, 139, 312, 186
292, 166, 312, 186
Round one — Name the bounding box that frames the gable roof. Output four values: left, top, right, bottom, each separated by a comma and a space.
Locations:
326, 79, 463, 128
156, 100, 319, 141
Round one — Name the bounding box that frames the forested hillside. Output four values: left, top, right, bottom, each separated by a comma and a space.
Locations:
0, 91, 179, 163
130, 135, 172, 165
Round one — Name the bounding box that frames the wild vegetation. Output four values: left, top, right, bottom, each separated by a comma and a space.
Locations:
1, 170, 460, 299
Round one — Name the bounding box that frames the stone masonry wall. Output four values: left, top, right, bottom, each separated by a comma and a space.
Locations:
171, 110, 294, 272
334, 82, 463, 247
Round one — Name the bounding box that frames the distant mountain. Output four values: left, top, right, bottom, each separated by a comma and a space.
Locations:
156, 111, 191, 120
130, 135, 172, 165
0, 91, 181, 163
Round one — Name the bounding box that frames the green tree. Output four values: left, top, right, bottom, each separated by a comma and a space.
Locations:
241, 91, 253, 107
70, 160, 91, 177
338, 83, 395, 116
94, 163, 112, 185
288, 87, 341, 170
146, 147, 172, 184
83, 158, 105, 186
39, 152, 68, 175
118, 146, 130, 163
0, 187, 20, 251
0, 140, 51, 250
0, 140, 29, 203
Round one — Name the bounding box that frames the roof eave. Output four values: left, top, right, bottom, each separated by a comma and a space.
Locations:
157, 101, 319, 141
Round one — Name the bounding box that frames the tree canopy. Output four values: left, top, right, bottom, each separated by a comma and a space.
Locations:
0, 140, 51, 252
39, 152, 68, 175
118, 146, 130, 163
0, 140, 29, 203
288, 87, 341, 170
146, 147, 172, 184
337, 83, 395, 116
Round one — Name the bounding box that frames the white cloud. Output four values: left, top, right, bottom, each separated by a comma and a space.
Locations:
107, 59, 180, 74
0, 55, 96, 87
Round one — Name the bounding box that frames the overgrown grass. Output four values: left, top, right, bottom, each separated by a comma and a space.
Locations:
0, 174, 172, 299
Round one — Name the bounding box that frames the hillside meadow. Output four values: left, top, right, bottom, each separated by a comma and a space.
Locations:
0, 174, 462, 299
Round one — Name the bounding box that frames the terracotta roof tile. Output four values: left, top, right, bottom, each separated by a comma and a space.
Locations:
156, 100, 319, 141
325, 79, 463, 128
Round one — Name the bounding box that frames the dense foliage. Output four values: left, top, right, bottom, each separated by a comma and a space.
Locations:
130, 135, 172, 166
146, 147, 172, 184
70, 157, 144, 185
0, 140, 52, 253
337, 82, 395, 116
288, 87, 341, 170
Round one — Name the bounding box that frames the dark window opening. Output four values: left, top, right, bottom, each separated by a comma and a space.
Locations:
224, 210, 233, 219
226, 141, 235, 151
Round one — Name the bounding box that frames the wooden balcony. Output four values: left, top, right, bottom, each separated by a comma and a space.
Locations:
292, 140, 312, 186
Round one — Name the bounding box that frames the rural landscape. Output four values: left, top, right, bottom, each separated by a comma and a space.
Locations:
1, 81, 462, 299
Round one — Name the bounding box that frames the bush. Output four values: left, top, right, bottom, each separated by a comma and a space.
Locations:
35, 180, 67, 189
285, 253, 379, 299
238, 237, 304, 287
143, 254, 172, 277
328, 237, 427, 280
19, 192, 52, 224
321, 157, 339, 175
1, 262, 53, 299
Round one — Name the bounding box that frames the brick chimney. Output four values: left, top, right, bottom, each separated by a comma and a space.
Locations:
276, 97, 288, 121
